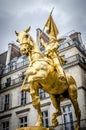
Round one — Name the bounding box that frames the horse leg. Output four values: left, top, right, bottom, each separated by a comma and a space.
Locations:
68, 84, 81, 130
30, 82, 43, 126
50, 94, 62, 127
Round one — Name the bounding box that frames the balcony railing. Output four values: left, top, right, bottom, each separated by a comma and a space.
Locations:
0, 54, 85, 90
64, 54, 86, 67
0, 76, 24, 90
59, 39, 86, 55
2, 59, 28, 75
0, 54, 86, 76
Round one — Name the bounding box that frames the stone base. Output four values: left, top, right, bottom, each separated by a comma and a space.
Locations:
16, 126, 54, 130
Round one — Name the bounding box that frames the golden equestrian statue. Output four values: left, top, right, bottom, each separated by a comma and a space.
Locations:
15, 10, 81, 130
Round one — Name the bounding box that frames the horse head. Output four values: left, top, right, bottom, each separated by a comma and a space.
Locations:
15, 27, 34, 56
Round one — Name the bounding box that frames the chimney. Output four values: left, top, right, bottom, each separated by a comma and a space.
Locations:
6, 43, 12, 65
36, 28, 49, 47
77, 32, 83, 45
69, 32, 83, 45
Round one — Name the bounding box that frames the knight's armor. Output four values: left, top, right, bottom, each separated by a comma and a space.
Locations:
40, 36, 67, 82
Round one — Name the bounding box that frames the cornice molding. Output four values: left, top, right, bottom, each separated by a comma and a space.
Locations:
16, 108, 30, 114
41, 102, 51, 107
0, 113, 12, 119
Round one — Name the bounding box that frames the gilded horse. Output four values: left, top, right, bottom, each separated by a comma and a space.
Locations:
15, 27, 81, 130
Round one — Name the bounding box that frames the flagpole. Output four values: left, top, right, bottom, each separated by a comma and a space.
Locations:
42, 7, 54, 32
39, 7, 54, 43
50, 7, 54, 16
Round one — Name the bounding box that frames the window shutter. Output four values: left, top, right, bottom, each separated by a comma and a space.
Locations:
9, 93, 12, 109
2, 96, 5, 111
0, 96, 4, 111
18, 89, 21, 106
0, 96, 2, 111
26, 92, 30, 104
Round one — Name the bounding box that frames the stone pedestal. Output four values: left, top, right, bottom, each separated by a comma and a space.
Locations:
16, 126, 54, 130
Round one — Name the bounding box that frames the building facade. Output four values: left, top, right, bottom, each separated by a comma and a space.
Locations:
0, 31, 86, 130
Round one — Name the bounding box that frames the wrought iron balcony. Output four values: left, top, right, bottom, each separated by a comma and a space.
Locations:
0, 76, 24, 90
0, 54, 86, 89
64, 54, 86, 68
1, 59, 28, 75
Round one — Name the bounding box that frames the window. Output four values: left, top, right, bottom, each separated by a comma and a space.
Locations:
4, 94, 9, 110
5, 77, 11, 87
19, 116, 27, 127
19, 72, 25, 81
39, 89, 46, 99
24, 58, 28, 65
62, 104, 74, 130
17, 57, 23, 68
59, 42, 68, 50
42, 110, 49, 127
21, 91, 26, 105
12, 62, 16, 70
2, 121, 9, 130
0, 94, 12, 111
18, 90, 29, 106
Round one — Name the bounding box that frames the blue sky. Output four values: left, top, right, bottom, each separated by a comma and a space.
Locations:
0, 0, 86, 53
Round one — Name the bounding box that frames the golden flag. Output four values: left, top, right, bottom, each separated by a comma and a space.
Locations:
45, 15, 59, 38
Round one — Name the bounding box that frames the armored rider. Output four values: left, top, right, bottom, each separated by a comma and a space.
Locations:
40, 35, 67, 82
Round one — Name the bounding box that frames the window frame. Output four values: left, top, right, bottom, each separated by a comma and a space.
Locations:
62, 104, 74, 130
42, 110, 49, 127
2, 121, 9, 130
19, 116, 27, 128
21, 91, 27, 105
4, 94, 10, 111
39, 89, 46, 99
